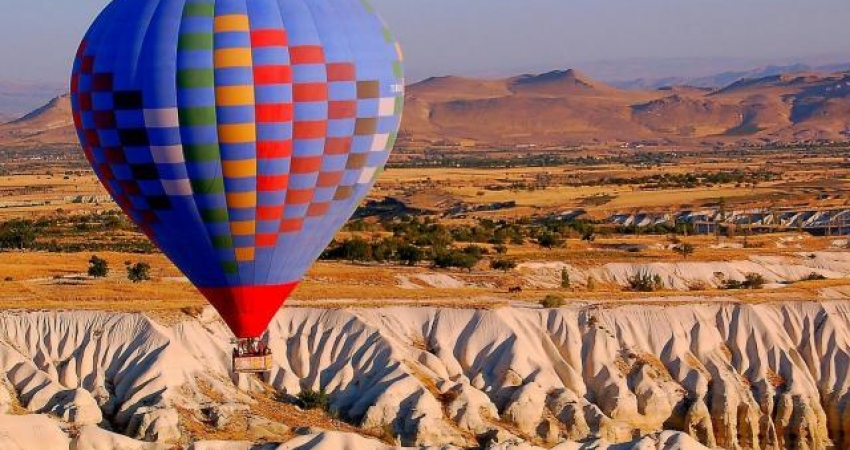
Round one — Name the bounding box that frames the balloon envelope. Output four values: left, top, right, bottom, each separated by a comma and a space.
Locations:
71, 0, 404, 338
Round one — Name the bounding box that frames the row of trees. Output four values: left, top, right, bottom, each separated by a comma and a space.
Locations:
87, 256, 151, 283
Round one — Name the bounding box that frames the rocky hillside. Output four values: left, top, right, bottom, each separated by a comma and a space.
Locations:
2, 301, 850, 449
0, 94, 76, 146
4, 70, 850, 149
404, 70, 850, 145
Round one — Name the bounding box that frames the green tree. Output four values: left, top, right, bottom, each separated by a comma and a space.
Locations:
561, 268, 571, 289
397, 244, 423, 266
127, 262, 151, 283
538, 232, 564, 249
434, 250, 480, 272
0, 219, 37, 250
341, 238, 372, 262
88, 255, 109, 278
490, 259, 517, 272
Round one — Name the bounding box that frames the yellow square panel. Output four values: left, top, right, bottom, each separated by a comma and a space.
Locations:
235, 247, 256, 261
214, 14, 250, 33
231, 220, 256, 236
214, 48, 252, 68
222, 158, 257, 177
218, 124, 257, 145
226, 191, 257, 208
216, 85, 255, 106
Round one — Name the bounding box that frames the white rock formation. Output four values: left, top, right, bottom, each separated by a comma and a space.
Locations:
519, 252, 850, 290
1, 301, 850, 449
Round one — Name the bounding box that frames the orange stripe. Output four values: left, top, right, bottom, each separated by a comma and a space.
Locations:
235, 247, 255, 261
231, 220, 256, 236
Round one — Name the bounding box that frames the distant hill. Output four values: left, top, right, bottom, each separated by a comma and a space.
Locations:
404, 69, 850, 146
0, 94, 76, 146
3, 70, 850, 148
612, 63, 850, 90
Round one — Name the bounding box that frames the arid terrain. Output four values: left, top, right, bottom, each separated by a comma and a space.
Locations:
3, 67, 850, 449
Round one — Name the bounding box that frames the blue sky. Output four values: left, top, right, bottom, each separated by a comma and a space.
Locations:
1, 0, 849, 83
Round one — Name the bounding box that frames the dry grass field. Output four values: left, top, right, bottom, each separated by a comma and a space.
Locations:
2, 145, 850, 315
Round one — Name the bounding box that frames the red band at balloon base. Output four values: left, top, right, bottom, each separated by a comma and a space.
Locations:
199, 282, 299, 339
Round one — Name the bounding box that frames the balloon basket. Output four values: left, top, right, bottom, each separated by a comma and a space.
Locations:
233, 353, 273, 373
232, 339, 273, 374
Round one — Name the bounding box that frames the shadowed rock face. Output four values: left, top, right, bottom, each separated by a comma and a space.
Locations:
1, 302, 850, 449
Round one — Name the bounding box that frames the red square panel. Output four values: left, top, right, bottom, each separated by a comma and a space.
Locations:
280, 218, 304, 233
327, 63, 355, 82
256, 103, 293, 123
290, 156, 322, 174
293, 83, 328, 102
256, 233, 278, 247
317, 171, 343, 188
257, 174, 289, 191
286, 189, 313, 204
251, 29, 288, 47
307, 202, 331, 217
257, 205, 284, 220
329, 101, 356, 119
290, 46, 324, 64
293, 121, 327, 140
325, 137, 352, 155
254, 66, 292, 85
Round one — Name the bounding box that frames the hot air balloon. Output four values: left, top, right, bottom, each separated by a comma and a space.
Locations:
71, 0, 404, 371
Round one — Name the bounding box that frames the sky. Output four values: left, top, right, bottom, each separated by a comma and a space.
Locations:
1, 0, 849, 83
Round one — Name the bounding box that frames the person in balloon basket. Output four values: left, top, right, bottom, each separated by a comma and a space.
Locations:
233, 338, 271, 358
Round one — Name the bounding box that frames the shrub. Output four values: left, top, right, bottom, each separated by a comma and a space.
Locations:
490, 259, 517, 272
296, 389, 330, 411
493, 244, 508, 255
802, 272, 827, 281
723, 272, 766, 290
744, 273, 766, 289
586, 276, 597, 291
540, 294, 565, 308
627, 272, 664, 292
87, 255, 109, 278
126, 262, 151, 283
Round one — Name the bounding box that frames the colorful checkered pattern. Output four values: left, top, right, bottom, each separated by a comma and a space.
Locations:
71, 0, 404, 290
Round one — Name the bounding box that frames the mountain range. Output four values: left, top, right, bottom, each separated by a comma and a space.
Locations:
3, 68, 850, 148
